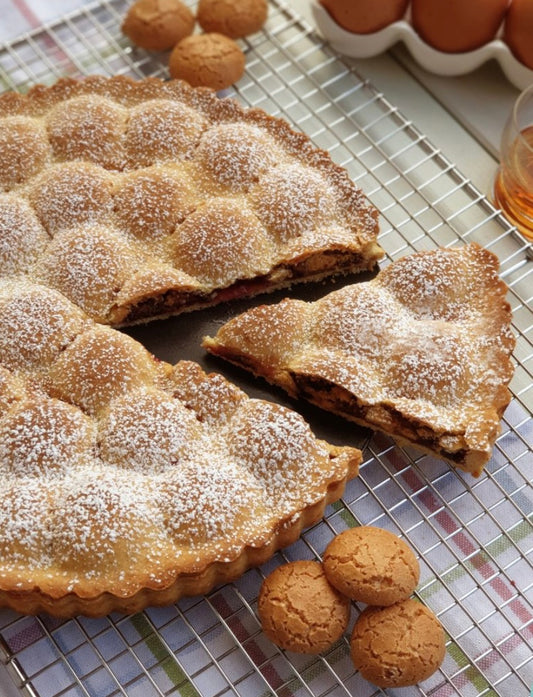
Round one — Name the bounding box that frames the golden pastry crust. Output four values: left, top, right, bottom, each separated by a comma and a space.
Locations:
258, 560, 351, 654
197, 0, 268, 39
168, 33, 246, 89
323, 526, 420, 605
350, 600, 446, 687
0, 278, 361, 617
0, 75, 382, 326
122, 0, 195, 51
204, 243, 516, 475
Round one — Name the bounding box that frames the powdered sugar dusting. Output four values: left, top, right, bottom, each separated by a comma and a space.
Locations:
158, 458, 271, 549
313, 246, 514, 430
113, 166, 196, 240
0, 76, 367, 601
171, 199, 275, 287
251, 163, 338, 242
0, 76, 381, 325
0, 396, 95, 479
0, 195, 50, 274
0, 280, 356, 593
210, 244, 515, 470
49, 326, 160, 415
0, 116, 50, 190
99, 389, 201, 473
195, 122, 284, 190
34, 225, 144, 322
46, 95, 127, 170
0, 478, 52, 567
226, 399, 334, 513
125, 99, 208, 167
0, 280, 88, 371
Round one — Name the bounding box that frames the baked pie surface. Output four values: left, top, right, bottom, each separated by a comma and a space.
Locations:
204, 243, 516, 476
0, 75, 383, 325
0, 278, 361, 617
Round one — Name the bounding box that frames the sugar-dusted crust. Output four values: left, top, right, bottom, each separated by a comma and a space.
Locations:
204, 243, 516, 476
0, 75, 382, 325
0, 278, 361, 617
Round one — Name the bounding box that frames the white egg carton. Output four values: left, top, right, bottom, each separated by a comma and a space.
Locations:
311, 1, 533, 91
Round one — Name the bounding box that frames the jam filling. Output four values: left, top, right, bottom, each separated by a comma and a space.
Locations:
291, 374, 467, 465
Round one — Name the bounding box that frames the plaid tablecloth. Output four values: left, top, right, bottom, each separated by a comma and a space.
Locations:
0, 0, 88, 42
0, 2, 532, 697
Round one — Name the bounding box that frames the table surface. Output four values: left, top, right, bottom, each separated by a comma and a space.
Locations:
0, 3, 531, 697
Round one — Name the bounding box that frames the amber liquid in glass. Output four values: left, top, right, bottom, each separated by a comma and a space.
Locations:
494, 125, 533, 240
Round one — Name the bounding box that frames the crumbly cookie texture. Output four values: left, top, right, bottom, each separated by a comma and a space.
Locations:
168, 33, 245, 89
122, 0, 195, 50
350, 599, 446, 687
197, 0, 268, 38
258, 560, 351, 654
0, 75, 381, 326
204, 243, 515, 475
323, 526, 419, 605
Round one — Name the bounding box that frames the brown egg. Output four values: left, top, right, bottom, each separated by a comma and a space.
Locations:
504, 0, 533, 69
411, 0, 509, 52
320, 0, 408, 34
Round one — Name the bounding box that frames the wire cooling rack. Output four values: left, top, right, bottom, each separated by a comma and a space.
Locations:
0, 1, 532, 696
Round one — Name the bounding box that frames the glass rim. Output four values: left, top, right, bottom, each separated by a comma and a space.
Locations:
512, 84, 533, 153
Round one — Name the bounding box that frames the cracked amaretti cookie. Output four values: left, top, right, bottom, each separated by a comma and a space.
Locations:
0, 278, 361, 617
0, 75, 382, 325
204, 243, 516, 475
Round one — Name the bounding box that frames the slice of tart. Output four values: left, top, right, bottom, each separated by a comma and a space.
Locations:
203, 243, 516, 476
0, 75, 383, 326
0, 278, 361, 617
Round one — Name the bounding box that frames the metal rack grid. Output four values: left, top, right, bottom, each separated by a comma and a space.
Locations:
0, 1, 531, 696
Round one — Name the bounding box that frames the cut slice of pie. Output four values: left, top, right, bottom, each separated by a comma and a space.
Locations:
0, 75, 383, 326
0, 278, 361, 618
203, 243, 516, 476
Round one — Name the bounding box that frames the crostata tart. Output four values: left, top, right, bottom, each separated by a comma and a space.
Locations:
0, 75, 383, 325
204, 243, 516, 476
0, 74, 381, 616
0, 278, 361, 617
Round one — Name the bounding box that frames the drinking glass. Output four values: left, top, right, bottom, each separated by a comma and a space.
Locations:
494, 85, 533, 241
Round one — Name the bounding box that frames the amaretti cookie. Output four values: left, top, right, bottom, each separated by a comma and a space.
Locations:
197, 0, 268, 39
258, 560, 351, 654
122, 0, 195, 50
168, 32, 245, 89
350, 599, 446, 687
323, 526, 419, 605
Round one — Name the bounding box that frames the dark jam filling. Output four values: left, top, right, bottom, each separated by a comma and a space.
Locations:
121, 251, 368, 325
291, 374, 467, 465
